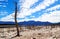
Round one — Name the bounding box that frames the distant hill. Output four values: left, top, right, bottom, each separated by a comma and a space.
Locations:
0, 21, 60, 26
0, 21, 15, 24
18, 21, 52, 26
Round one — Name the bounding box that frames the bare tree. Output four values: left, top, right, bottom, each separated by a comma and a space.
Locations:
14, 2, 20, 36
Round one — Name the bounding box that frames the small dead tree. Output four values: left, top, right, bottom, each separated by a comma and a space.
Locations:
14, 2, 20, 36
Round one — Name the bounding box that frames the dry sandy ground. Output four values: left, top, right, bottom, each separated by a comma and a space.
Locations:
0, 26, 60, 39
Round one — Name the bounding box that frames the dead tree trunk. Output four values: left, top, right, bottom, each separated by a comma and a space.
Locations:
15, 2, 20, 36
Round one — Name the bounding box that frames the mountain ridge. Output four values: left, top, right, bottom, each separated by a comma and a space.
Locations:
0, 21, 60, 26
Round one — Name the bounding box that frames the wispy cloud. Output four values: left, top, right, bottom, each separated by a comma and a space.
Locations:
35, 10, 60, 23
17, 10, 60, 23
0, 13, 15, 22
46, 5, 60, 12
0, 11, 8, 16
17, 0, 57, 18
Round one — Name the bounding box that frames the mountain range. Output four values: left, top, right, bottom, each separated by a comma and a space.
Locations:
0, 21, 60, 26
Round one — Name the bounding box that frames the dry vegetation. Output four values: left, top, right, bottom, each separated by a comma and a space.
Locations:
0, 25, 60, 39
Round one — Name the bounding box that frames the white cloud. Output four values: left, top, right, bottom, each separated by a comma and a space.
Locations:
16, 11, 60, 23
17, 0, 56, 18
46, 5, 60, 11
32, 0, 57, 12
20, 0, 38, 8
17, 0, 38, 18
17, 10, 60, 23
1, 10, 60, 23
0, 13, 15, 22
34, 11, 60, 23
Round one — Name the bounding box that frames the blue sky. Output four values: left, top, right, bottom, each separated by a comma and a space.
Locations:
0, 0, 19, 18
0, 0, 60, 23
